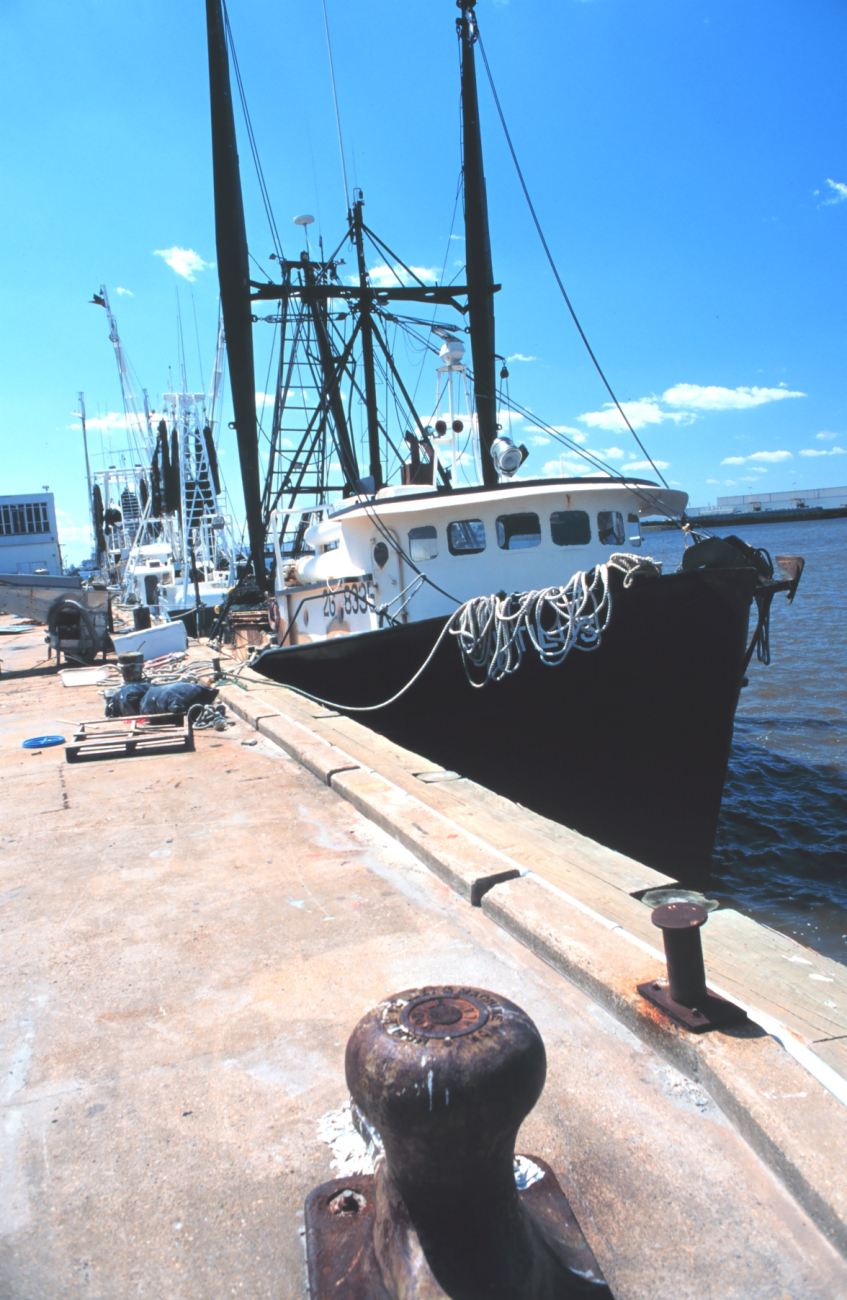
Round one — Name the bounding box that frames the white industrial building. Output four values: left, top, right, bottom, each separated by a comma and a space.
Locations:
0, 494, 63, 575
690, 484, 847, 516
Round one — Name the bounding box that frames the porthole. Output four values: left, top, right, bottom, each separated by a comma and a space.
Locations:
496, 513, 541, 550
447, 519, 486, 555
597, 510, 625, 546
550, 510, 591, 546
409, 525, 438, 561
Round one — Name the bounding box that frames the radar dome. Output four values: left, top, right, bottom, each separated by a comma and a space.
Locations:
439, 336, 465, 366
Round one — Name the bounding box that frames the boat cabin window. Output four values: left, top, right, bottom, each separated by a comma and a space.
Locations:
496, 513, 541, 550
597, 510, 625, 546
447, 519, 486, 555
627, 512, 642, 548
550, 510, 591, 547
409, 525, 438, 561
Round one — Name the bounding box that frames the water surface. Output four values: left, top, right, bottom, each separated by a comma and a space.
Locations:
642, 517, 847, 963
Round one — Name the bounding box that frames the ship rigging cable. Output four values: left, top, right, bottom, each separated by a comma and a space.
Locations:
222, 0, 283, 258
474, 28, 670, 491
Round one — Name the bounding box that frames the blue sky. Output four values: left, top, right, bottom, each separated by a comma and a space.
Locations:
1, 0, 845, 562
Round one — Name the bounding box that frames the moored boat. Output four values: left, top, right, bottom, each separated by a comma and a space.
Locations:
205, 0, 801, 877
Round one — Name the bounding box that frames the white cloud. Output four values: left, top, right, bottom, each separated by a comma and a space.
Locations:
58, 521, 95, 545
507, 353, 537, 362
706, 479, 720, 485
527, 435, 550, 447
115, 286, 133, 296
578, 398, 689, 432
70, 411, 132, 434
820, 179, 847, 207
721, 450, 792, 465
600, 446, 625, 460
525, 424, 587, 443
622, 459, 669, 473
354, 263, 439, 288
574, 379, 805, 442
662, 383, 805, 410
255, 391, 275, 408
154, 246, 213, 281
542, 458, 596, 477
724, 479, 737, 486
816, 430, 839, 441
800, 446, 846, 457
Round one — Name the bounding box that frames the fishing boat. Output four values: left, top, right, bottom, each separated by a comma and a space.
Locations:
204, 0, 800, 876
84, 292, 241, 630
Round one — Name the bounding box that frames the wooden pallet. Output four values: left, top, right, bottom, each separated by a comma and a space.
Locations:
64, 713, 194, 763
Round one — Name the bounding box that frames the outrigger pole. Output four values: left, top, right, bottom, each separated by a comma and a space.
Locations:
205, 0, 267, 588
457, 1, 499, 487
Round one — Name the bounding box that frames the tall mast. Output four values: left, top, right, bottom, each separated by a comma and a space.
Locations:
77, 392, 95, 539
351, 193, 383, 492
457, 1, 498, 486
205, 0, 267, 587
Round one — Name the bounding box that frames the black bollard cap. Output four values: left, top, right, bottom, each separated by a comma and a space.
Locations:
345, 986, 546, 1189
651, 901, 708, 931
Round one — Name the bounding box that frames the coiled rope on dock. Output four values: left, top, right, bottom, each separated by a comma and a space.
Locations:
450, 554, 661, 686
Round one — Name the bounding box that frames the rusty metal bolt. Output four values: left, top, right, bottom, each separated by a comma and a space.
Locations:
345, 985, 602, 1299
651, 902, 709, 1009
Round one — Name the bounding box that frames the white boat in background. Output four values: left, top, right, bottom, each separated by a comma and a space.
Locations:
82, 292, 241, 626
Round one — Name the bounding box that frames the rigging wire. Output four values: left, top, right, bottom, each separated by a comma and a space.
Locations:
175, 288, 189, 392
321, 0, 351, 215
474, 29, 671, 493
222, 0, 283, 259
190, 291, 206, 394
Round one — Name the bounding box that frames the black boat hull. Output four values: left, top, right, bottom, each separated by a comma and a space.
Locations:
253, 568, 758, 877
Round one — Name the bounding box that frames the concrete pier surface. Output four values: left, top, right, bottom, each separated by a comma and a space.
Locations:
1, 622, 846, 1299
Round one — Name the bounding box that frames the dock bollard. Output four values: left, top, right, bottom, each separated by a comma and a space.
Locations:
305, 985, 611, 1298
637, 903, 747, 1032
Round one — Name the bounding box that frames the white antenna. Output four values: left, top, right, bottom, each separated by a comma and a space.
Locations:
321, 0, 350, 214
294, 213, 315, 255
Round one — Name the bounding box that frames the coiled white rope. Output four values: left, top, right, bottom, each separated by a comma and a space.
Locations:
450, 553, 661, 686
264, 554, 660, 713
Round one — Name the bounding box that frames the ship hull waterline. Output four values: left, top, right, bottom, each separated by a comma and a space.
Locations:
252, 567, 758, 878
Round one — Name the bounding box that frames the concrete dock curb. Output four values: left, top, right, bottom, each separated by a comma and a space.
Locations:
330, 767, 522, 904
218, 679, 847, 1257
483, 875, 847, 1259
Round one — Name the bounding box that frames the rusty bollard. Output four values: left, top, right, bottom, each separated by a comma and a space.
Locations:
637, 903, 747, 1032
305, 985, 611, 1298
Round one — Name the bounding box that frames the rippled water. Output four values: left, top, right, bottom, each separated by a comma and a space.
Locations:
644, 517, 847, 964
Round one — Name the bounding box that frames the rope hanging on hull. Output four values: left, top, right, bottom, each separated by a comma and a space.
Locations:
450, 554, 661, 685
255, 554, 661, 714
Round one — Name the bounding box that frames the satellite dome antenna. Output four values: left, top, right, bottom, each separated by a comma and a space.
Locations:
294, 213, 315, 255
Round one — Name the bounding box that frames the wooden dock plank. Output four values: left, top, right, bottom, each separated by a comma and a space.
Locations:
703, 909, 847, 1043
812, 1039, 847, 1078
